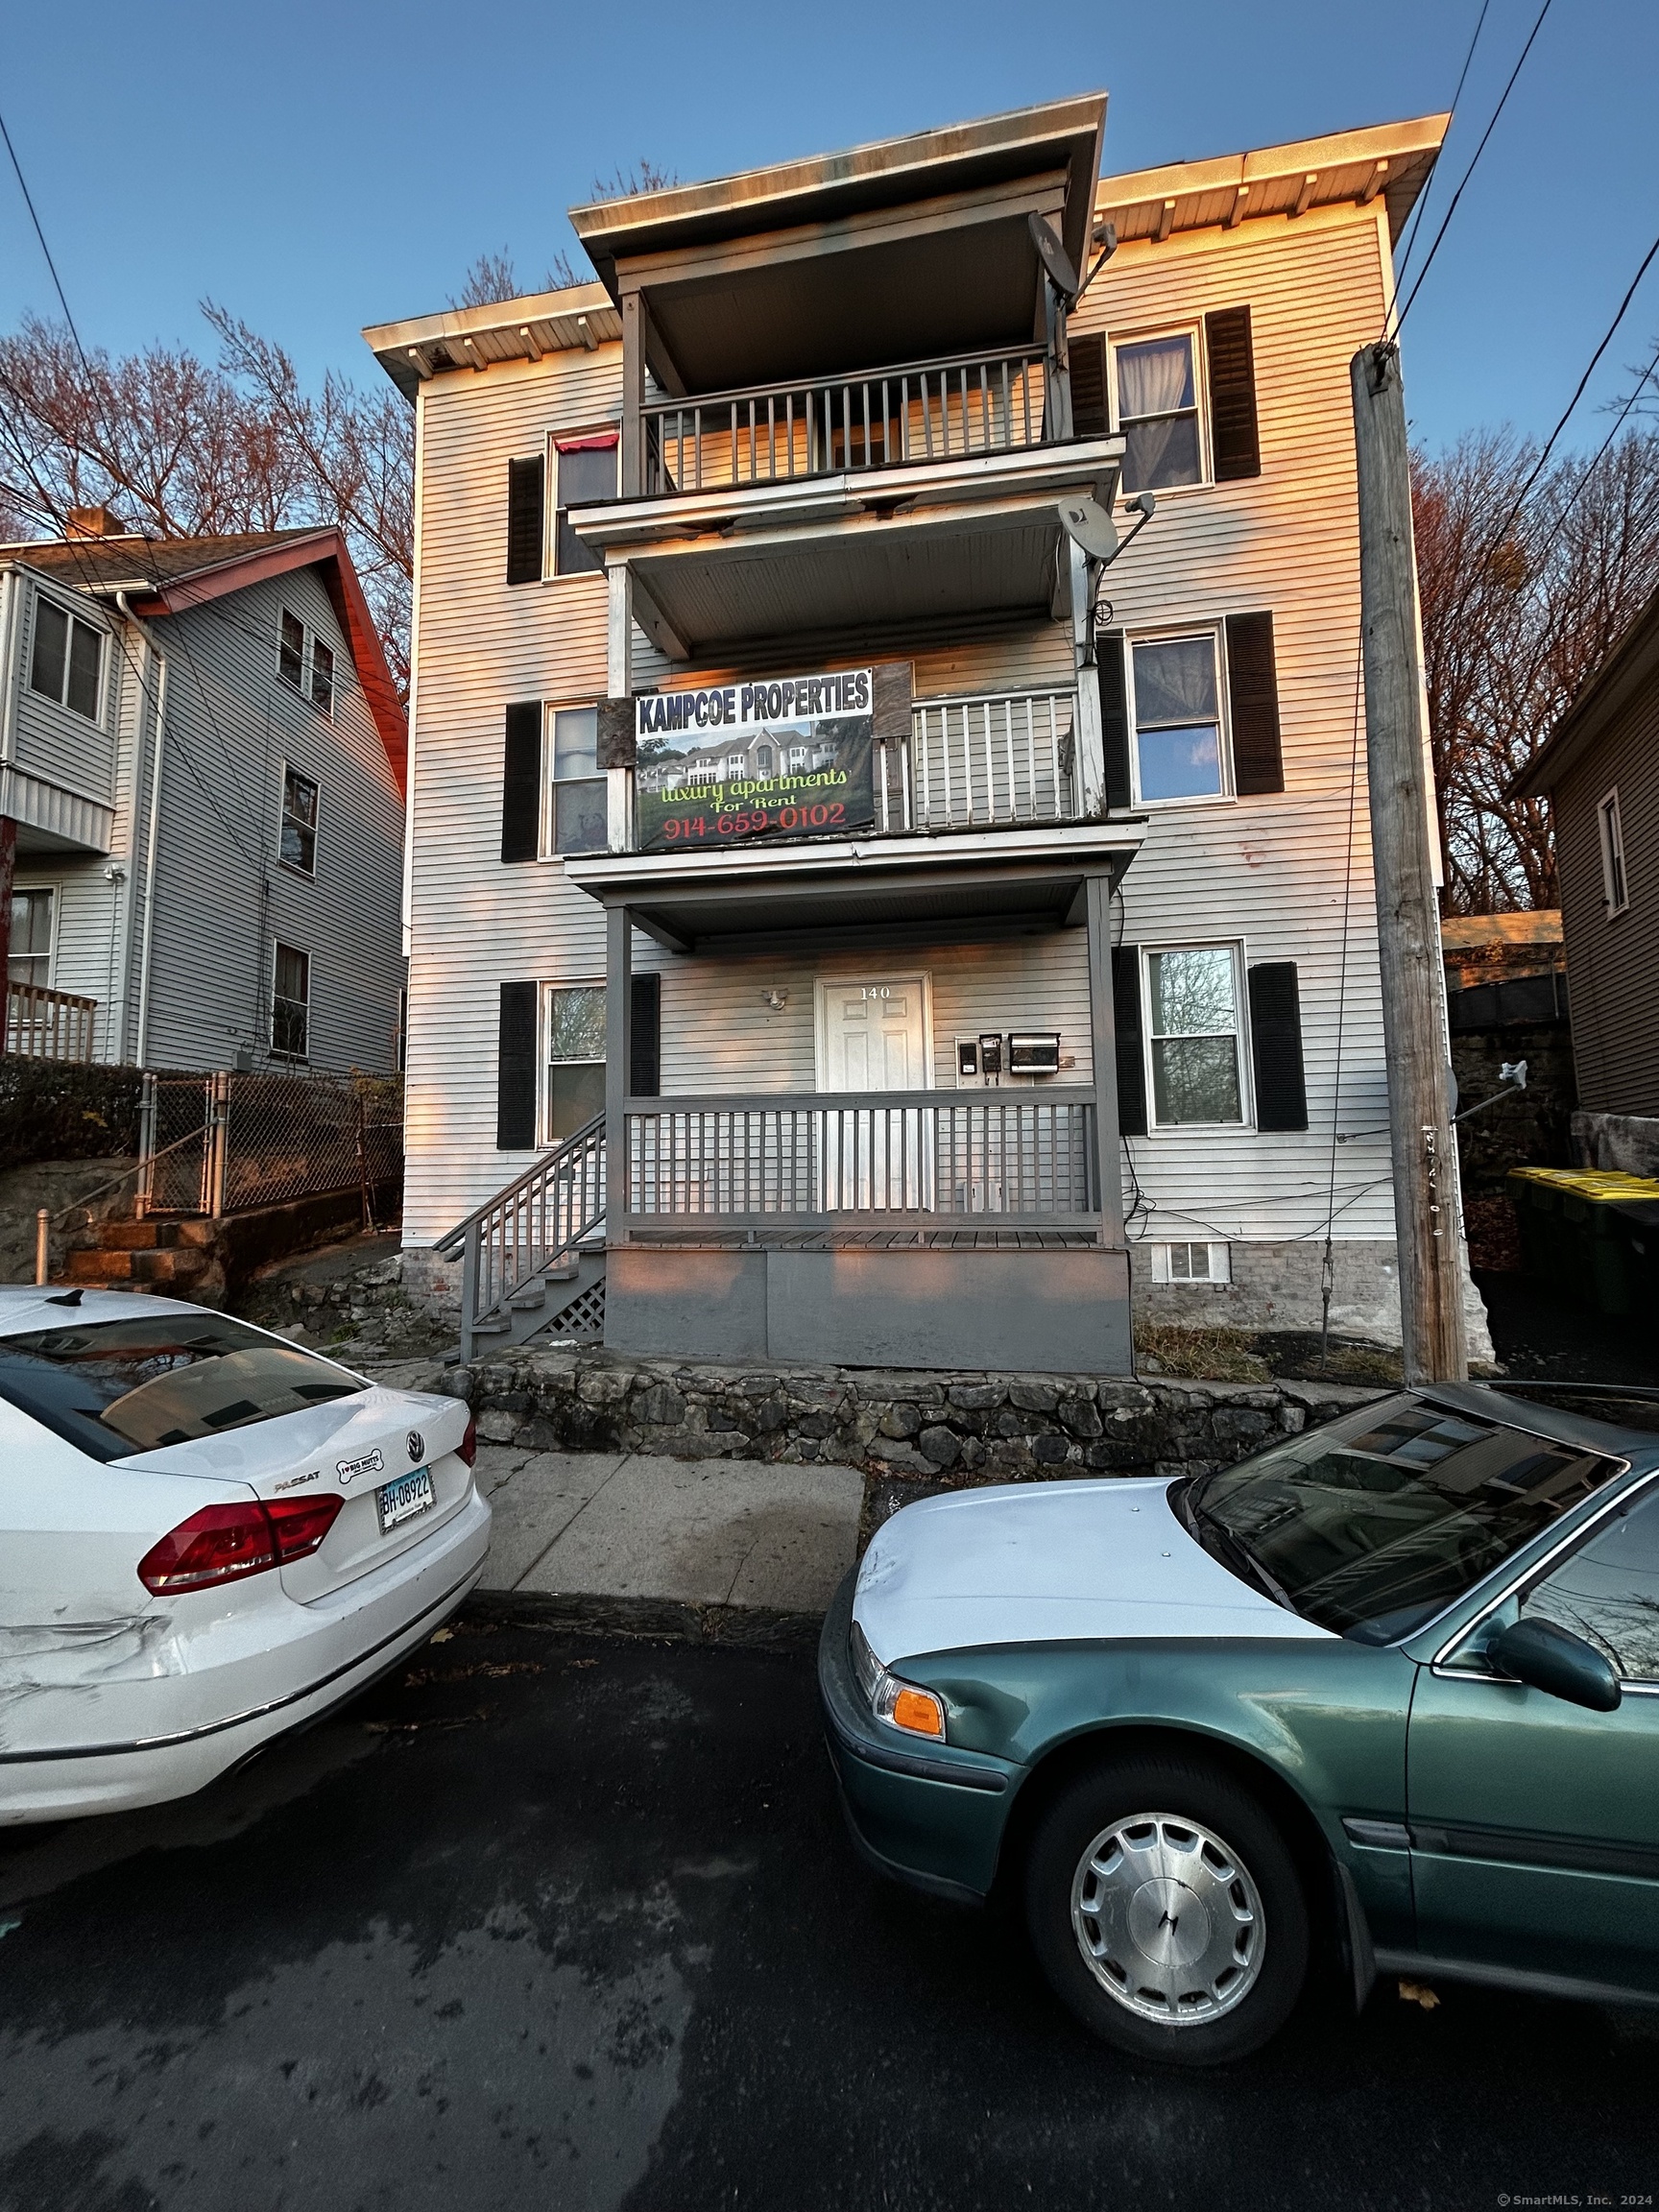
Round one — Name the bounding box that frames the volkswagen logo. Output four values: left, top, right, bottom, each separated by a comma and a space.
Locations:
407, 1430, 425, 1465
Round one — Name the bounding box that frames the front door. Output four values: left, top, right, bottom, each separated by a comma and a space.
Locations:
814, 976, 932, 1210
1407, 1475, 1659, 1996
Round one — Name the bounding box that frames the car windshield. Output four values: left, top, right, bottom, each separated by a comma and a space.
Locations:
1180, 1395, 1620, 1645
0, 1312, 365, 1464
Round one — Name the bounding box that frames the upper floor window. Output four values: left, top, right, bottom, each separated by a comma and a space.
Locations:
1114, 332, 1203, 494
554, 435, 617, 577
280, 766, 319, 876
1129, 632, 1227, 804
544, 706, 608, 856
277, 609, 334, 714
272, 942, 310, 1062
1599, 788, 1629, 916
1144, 945, 1246, 1126
9, 887, 53, 987
30, 596, 103, 720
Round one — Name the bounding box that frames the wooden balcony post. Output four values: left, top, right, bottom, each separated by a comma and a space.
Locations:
605, 903, 633, 1244
621, 292, 645, 496
1083, 871, 1124, 1245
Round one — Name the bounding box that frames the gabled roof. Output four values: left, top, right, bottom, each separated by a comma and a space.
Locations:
3, 527, 407, 794
1509, 585, 1659, 801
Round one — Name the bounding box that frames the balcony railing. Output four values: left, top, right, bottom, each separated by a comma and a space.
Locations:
642, 344, 1050, 497
625, 1091, 1099, 1223
5, 982, 97, 1062
879, 688, 1077, 833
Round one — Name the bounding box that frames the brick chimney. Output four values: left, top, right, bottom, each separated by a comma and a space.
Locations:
64, 505, 130, 540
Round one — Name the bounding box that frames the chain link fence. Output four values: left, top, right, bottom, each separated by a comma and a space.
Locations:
138, 1070, 403, 1220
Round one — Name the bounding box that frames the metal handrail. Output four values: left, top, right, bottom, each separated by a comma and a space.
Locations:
436, 1113, 606, 1361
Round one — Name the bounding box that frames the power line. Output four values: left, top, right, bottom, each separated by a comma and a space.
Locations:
0, 108, 90, 368
1392, 0, 1497, 298
1390, 0, 1556, 339
1481, 227, 1659, 553
1546, 335, 1659, 533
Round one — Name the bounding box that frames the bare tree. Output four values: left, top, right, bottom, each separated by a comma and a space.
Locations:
1412, 422, 1659, 912
590, 157, 678, 199
452, 251, 522, 309
0, 309, 413, 699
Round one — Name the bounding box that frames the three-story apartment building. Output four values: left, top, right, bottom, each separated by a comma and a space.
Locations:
368, 95, 1461, 1373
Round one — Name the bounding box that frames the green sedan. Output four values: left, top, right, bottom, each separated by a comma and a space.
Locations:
819, 1382, 1659, 2066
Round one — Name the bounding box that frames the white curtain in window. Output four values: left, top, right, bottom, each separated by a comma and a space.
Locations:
1118, 337, 1194, 490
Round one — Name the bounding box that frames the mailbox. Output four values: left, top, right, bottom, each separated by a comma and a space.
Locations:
977, 1033, 1004, 1078
1007, 1032, 1062, 1077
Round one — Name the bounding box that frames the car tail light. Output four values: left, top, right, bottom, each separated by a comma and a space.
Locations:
458, 1414, 477, 1470
266, 1492, 343, 1562
137, 1493, 342, 1594
138, 1503, 279, 1595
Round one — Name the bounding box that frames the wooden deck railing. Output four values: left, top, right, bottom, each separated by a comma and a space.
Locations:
435, 1113, 607, 1358
5, 982, 97, 1061
640, 343, 1051, 496
624, 1091, 1099, 1224
879, 689, 1078, 832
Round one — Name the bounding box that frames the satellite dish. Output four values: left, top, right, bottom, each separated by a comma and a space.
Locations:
1028, 213, 1080, 300
1057, 496, 1118, 564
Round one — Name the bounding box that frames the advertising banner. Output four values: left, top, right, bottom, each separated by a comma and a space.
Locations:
635, 669, 875, 850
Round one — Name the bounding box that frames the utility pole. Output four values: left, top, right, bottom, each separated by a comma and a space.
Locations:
1350, 341, 1468, 1384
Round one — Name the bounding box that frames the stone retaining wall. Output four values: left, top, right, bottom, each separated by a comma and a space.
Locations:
408, 1345, 1385, 1488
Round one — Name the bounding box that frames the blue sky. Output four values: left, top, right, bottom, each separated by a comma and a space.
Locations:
1, 0, 1654, 455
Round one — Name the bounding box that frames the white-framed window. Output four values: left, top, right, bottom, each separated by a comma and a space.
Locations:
1150, 1240, 1233, 1286
1111, 329, 1205, 494
1128, 629, 1229, 804
8, 886, 54, 987
1143, 945, 1248, 1126
553, 433, 618, 577
1599, 788, 1629, 916
541, 705, 609, 857
279, 765, 319, 875
542, 981, 606, 1142
29, 592, 104, 720
272, 942, 310, 1061
277, 608, 335, 715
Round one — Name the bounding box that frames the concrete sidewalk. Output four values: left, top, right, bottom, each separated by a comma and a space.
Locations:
471, 1446, 864, 1628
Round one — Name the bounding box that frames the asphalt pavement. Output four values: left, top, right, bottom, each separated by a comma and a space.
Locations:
3, 1615, 1658, 2212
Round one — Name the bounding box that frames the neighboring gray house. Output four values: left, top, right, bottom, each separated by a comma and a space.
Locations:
0, 517, 407, 1072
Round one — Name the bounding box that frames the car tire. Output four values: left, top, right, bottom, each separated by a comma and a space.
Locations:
1023, 1753, 1310, 2067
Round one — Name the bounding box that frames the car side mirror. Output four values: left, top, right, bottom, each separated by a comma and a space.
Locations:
1489, 1618, 1622, 1713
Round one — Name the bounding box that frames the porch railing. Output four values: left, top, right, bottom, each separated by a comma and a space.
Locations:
434, 1112, 606, 1357
879, 689, 1077, 832
624, 1091, 1098, 1222
641, 344, 1049, 496
5, 981, 97, 1062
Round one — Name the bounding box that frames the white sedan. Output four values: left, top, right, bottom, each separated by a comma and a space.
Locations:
0, 1286, 490, 1824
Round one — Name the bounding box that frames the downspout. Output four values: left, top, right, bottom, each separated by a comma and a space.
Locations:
117, 591, 167, 1069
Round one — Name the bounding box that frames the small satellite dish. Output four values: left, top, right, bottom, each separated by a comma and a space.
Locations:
1028, 213, 1080, 300
1057, 495, 1118, 564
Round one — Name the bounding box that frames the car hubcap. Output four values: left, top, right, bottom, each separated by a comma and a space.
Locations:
1070, 1811, 1264, 2026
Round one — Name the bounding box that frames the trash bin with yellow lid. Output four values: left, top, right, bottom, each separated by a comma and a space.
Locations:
1507, 1166, 1659, 1319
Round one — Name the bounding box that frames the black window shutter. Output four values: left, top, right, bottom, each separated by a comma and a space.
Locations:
630, 973, 661, 1098
1205, 307, 1261, 481
496, 980, 539, 1149
1226, 612, 1284, 795
1111, 945, 1147, 1137
501, 702, 541, 863
1097, 632, 1132, 812
1070, 333, 1109, 439
506, 456, 545, 586
1248, 963, 1309, 1131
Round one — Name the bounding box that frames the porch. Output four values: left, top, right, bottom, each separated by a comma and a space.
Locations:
581, 822, 1141, 1373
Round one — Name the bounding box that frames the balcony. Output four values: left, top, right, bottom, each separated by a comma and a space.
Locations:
883, 688, 1076, 832
641, 343, 1051, 497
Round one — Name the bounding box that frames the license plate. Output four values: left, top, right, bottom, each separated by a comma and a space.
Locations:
376, 1467, 434, 1534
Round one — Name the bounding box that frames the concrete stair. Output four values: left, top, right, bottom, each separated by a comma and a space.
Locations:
63, 1216, 218, 1291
